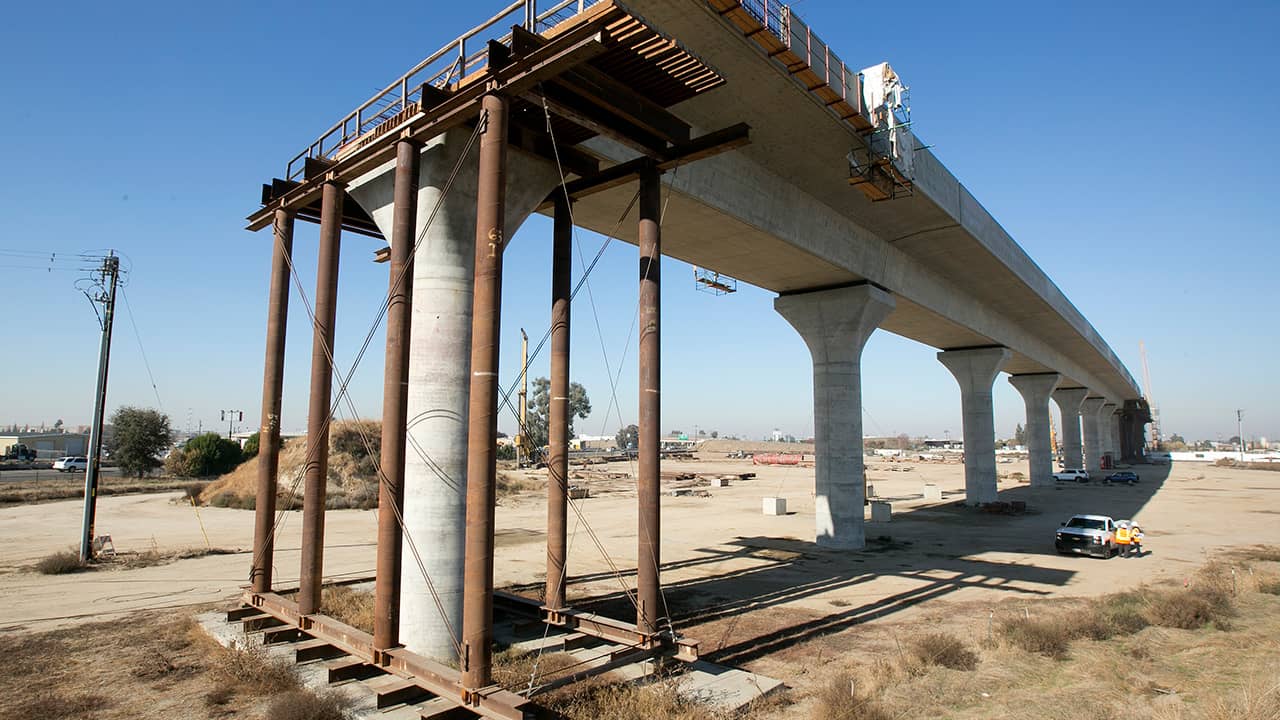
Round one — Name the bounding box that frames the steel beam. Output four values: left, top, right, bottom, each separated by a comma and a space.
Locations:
374, 140, 419, 651
299, 181, 343, 616
241, 591, 536, 720
461, 94, 508, 691
545, 192, 572, 611
636, 164, 662, 636
251, 209, 294, 592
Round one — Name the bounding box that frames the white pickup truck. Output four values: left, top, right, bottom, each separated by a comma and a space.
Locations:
1053, 468, 1091, 483
1055, 514, 1117, 558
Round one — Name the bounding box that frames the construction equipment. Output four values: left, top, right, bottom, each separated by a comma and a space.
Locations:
1140, 341, 1161, 449
515, 328, 532, 467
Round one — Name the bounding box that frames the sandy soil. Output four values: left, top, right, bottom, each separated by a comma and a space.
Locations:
1, 456, 1275, 648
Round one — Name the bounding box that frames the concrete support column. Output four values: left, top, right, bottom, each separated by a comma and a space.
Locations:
545, 192, 572, 612
1110, 411, 1123, 462
1080, 396, 1107, 472
345, 126, 558, 661
251, 209, 293, 593
938, 347, 1012, 505
775, 284, 895, 549
461, 94, 508, 691
1052, 387, 1088, 469
373, 140, 418, 652
1008, 373, 1061, 487
299, 181, 343, 616
1100, 403, 1117, 461
636, 165, 663, 636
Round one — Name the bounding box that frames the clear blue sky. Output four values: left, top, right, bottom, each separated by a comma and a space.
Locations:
1, 1, 1276, 444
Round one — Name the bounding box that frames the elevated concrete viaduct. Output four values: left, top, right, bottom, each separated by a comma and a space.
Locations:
239, 1, 1152, 713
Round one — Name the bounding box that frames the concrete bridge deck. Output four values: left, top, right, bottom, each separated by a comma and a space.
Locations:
560, 0, 1139, 403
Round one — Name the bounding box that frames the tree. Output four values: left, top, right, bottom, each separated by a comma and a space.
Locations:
710, 430, 718, 439
616, 424, 639, 451
108, 406, 171, 478
1014, 423, 1026, 446
177, 433, 243, 477
242, 431, 260, 459
527, 377, 592, 453
895, 433, 911, 450
53, 418, 64, 432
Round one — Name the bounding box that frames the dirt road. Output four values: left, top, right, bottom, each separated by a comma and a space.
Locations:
0, 457, 1275, 640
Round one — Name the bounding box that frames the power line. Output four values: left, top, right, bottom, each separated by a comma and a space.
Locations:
119, 287, 165, 413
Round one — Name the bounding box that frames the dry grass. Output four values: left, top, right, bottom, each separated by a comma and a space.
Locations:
905, 632, 978, 671
797, 554, 1280, 720
810, 668, 892, 720
0, 476, 192, 507
321, 585, 376, 634
0, 609, 369, 720
209, 639, 301, 695
1234, 545, 1280, 563
553, 677, 736, 720
497, 471, 541, 499
35, 550, 91, 575
266, 689, 353, 720
199, 421, 383, 510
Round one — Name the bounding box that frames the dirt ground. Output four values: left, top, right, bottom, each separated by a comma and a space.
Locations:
1, 456, 1277, 717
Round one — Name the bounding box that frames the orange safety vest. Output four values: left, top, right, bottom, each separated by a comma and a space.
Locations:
1115, 527, 1131, 544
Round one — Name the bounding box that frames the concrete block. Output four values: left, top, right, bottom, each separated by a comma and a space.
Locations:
568, 486, 590, 500
710, 477, 730, 488
922, 483, 943, 501
870, 501, 891, 522
762, 497, 787, 516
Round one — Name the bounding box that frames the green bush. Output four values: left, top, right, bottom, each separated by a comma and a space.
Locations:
179, 433, 244, 477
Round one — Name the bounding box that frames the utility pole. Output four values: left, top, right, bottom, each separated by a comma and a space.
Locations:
1237, 409, 1245, 461
221, 409, 243, 440
80, 252, 120, 563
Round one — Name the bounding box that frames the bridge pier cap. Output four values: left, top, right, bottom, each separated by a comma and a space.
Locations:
937, 347, 1011, 505
346, 127, 559, 661
774, 284, 895, 550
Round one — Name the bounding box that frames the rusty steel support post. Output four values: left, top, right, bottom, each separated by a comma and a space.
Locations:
374, 140, 419, 651
545, 192, 572, 611
251, 209, 294, 593
461, 94, 508, 691
299, 181, 343, 617
636, 164, 662, 636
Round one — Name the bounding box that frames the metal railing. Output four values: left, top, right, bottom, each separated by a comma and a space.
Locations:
738, 0, 862, 115
285, 0, 600, 180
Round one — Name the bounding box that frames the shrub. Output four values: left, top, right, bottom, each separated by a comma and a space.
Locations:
1093, 591, 1150, 636
811, 669, 892, 720
908, 632, 978, 671
180, 433, 244, 477
210, 641, 299, 695
322, 586, 375, 634
999, 615, 1075, 659
266, 689, 352, 720
35, 551, 90, 575
1144, 589, 1231, 630
1258, 577, 1280, 595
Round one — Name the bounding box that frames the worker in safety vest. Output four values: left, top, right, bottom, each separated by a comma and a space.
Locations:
1129, 522, 1144, 558
1114, 520, 1133, 557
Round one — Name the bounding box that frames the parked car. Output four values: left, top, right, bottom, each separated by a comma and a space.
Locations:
52, 456, 88, 472
1055, 514, 1117, 558
1104, 471, 1140, 485
1053, 468, 1091, 483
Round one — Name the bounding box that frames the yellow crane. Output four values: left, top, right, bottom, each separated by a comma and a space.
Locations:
515, 329, 530, 467
1140, 340, 1160, 449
